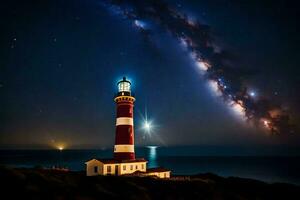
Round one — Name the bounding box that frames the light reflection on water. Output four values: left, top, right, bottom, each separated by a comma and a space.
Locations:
146, 146, 158, 168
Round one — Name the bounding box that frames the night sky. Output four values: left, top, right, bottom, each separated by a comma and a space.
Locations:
1, 0, 299, 152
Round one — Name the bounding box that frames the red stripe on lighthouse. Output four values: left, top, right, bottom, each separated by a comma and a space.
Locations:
116, 104, 133, 117
115, 125, 134, 144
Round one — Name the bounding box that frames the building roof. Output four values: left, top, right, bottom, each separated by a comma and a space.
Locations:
85, 158, 147, 164
146, 167, 171, 173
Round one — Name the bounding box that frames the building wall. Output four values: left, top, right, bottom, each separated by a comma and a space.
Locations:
147, 171, 171, 178
86, 160, 155, 177
102, 162, 147, 175
119, 162, 147, 175
86, 161, 147, 176
102, 163, 119, 175
86, 160, 103, 176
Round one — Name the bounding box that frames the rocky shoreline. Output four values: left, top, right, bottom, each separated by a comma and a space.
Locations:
1, 166, 299, 199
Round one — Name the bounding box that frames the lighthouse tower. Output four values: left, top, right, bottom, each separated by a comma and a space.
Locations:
85, 76, 171, 178
114, 77, 135, 161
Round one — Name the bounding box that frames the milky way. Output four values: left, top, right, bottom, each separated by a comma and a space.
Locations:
102, 0, 294, 135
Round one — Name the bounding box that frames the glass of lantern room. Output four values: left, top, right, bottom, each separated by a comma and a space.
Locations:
118, 77, 131, 93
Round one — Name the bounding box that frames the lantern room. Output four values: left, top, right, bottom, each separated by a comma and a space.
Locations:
118, 77, 131, 93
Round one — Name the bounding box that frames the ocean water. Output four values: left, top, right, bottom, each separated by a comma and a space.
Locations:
0, 147, 299, 185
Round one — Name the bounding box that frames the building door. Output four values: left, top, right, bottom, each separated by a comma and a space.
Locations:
115, 165, 118, 175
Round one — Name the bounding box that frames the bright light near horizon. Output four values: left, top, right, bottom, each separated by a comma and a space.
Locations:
58, 146, 64, 151
144, 121, 152, 132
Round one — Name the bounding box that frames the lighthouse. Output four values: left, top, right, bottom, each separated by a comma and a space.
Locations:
114, 77, 135, 161
85, 76, 171, 178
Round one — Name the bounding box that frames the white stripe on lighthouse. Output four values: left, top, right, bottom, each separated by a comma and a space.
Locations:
116, 117, 133, 126
114, 145, 135, 153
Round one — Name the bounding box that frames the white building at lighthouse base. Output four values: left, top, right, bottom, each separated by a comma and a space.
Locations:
85, 158, 171, 178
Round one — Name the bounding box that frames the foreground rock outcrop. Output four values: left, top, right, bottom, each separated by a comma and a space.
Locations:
1, 166, 299, 199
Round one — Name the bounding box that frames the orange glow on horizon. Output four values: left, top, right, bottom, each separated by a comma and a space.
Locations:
58, 146, 64, 151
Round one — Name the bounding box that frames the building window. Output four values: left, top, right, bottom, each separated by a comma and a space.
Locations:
130, 165, 133, 170
136, 165, 138, 170
94, 166, 98, 173
164, 173, 167, 178
142, 164, 144, 169
123, 165, 126, 170
107, 165, 111, 173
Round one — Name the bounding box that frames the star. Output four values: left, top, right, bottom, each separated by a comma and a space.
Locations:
249, 91, 256, 97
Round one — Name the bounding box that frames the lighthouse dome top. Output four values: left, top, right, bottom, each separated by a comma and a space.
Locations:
117, 77, 131, 92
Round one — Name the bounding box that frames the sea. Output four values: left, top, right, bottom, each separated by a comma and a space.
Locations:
1, 146, 300, 185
